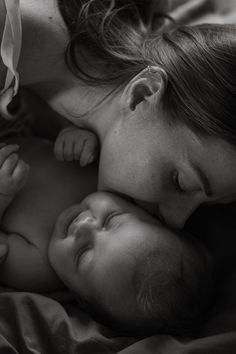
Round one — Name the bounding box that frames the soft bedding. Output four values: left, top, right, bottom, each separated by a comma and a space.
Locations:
0, 270, 236, 354
0, 291, 135, 353
0, 1, 236, 353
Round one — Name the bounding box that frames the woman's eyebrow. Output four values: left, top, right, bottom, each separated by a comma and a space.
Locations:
192, 163, 212, 197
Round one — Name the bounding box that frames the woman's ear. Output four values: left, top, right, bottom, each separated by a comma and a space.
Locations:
121, 66, 168, 112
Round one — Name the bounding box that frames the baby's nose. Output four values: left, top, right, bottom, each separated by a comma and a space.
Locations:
69, 211, 100, 239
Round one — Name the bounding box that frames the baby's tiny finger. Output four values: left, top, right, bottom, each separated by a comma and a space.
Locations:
74, 140, 85, 162
80, 152, 96, 167
63, 141, 74, 161
0, 144, 19, 167
13, 160, 30, 185
80, 139, 97, 166
80, 150, 89, 167
1, 153, 19, 174
87, 153, 96, 165
54, 139, 64, 161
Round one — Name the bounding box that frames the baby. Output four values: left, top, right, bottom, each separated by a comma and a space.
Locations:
0, 137, 212, 337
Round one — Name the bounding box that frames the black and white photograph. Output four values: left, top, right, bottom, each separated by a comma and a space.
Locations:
0, 1, 236, 353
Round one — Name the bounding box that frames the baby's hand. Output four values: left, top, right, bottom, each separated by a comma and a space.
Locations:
54, 125, 99, 166
0, 144, 29, 196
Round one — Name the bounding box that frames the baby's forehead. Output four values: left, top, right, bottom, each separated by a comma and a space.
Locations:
138, 224, 198, 263
112, 208, 198, 264
144, 222, 182, 246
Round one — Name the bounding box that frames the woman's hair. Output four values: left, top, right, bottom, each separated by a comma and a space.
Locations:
58, 0, 236, 146
156, 24, 236, 146
57, 0, 169, 85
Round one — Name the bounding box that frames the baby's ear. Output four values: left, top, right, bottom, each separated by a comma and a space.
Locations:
120, 66, 168, 112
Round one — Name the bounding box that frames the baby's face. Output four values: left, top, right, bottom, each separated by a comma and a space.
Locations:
49, 192, 191, 324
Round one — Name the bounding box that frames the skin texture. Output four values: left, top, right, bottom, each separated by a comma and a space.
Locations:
12, 81, 236, 232
0, 137, 97, 291
98, 99, 236, 229
1, 2, 236, 230
49, 192, 206, 324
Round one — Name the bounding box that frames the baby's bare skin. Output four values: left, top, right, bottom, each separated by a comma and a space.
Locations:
0, 137, 97, 292
0, 143, 29, 221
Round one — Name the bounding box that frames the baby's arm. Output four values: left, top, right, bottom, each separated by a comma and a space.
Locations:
0, 144, 29, 220
0, 144, 45, 290
0, 142, 64, 292
0, 230, 63, 292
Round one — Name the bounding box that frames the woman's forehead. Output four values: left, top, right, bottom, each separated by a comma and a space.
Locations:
100, 111, 236, 209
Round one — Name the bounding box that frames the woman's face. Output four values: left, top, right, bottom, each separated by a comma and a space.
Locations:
98, 102, 236, 229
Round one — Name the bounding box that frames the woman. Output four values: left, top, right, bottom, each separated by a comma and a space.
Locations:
0, 0, 236, 236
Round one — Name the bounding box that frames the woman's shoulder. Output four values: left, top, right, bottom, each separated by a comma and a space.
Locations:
0, 0, 7, 90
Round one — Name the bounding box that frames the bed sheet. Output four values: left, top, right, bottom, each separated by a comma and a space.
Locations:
0, 1, 236, 353
0, 291, 135, 354
0, 262, 236, 354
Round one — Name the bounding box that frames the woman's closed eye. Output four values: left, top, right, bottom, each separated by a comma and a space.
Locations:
173, 170, 186, 194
